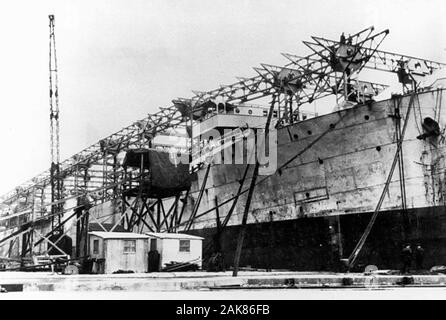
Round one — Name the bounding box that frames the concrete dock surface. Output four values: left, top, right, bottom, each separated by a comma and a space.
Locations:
1, 270, 446, 293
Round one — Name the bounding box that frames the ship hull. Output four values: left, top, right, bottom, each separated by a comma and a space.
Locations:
189, 205, 446, 271
182, 89, 446, 271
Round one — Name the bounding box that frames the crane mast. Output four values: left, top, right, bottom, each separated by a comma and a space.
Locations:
49, 15, 62, 227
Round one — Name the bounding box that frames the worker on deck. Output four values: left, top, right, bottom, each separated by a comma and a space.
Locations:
415, 244, 425, 271
401, 244, 412, 274
340, 32, 346, 44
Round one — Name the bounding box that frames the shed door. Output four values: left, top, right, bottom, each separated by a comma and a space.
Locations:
150, 239, 157, 251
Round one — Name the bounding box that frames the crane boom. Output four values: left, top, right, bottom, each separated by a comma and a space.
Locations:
49, 15, 62, 227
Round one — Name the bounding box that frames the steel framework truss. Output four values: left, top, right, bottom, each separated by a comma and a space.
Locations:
0, 26, 445, 265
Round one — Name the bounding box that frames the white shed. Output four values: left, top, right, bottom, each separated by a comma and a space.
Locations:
145, 233, 204, 270
88, 232, 150, 274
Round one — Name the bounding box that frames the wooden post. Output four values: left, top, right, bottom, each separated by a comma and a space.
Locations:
268, 210, 275, 272
221, 164, 249, 228
232, 93, 277, 277
75, 206, 82, 258
337, 214, 343, 258
83, 210, 89, 259
214, 196, 222, 253
186, 164, 211, 231
394, 98, 410, 241
156, 199, 161, 232
20, 232, 29, 268
232, 164, 259, 277
174, 188, 190, 232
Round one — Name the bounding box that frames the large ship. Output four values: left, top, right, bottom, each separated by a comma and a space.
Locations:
1, 26, 446, 272
184, 87, 446, 271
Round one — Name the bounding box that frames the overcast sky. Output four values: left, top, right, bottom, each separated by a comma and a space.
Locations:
0, 0, 445, 195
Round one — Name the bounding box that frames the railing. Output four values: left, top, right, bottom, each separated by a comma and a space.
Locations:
190, 128, 250, 168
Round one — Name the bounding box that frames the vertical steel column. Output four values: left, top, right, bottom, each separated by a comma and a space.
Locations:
49, 15, 62, 228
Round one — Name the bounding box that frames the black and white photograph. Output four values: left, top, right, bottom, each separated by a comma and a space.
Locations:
0, 0, 446, 306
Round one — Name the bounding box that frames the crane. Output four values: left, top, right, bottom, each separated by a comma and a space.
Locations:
49, 15, 62, 228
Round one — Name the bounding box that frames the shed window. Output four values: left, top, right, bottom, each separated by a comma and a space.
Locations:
123, 240, 136, 253
179, 240, 190, 252
93, 239, 99, 254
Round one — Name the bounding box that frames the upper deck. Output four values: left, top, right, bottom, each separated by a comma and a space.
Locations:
191, 103, 318, 138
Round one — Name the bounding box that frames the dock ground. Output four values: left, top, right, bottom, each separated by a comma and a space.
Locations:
1, 270, 446, 299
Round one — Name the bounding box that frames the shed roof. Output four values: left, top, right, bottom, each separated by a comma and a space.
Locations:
89, 223, 126, 232
89, 231, 150, 240
145, 232, 204, 240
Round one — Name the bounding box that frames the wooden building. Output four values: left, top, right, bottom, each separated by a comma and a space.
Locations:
145, 233, 204, 270
88, 232, 150, 274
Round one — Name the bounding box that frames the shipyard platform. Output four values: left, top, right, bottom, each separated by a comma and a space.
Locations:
1, 270, 446, 294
